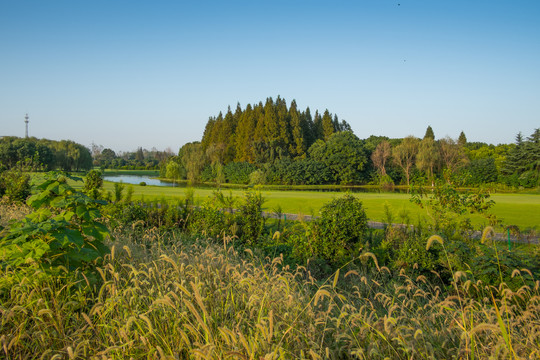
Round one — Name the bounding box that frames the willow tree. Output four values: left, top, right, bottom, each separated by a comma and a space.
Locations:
393, 136, 419, 186
371, 140, 392, 177
417, 137, 439, 184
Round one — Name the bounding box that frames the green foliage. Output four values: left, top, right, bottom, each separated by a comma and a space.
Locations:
411, 177, 497, 237
223, 162, 257, 184
0, 172, 111, 271
308, 194, 368, 263
249, 169, 266, 185
0, 136, 92, 171
237, 191, 265, 245
308, 132, 367, 184
463, 157, 499, 185
84, 169, 103, 199
113, 181, 125, 203
0, 167, 31, 202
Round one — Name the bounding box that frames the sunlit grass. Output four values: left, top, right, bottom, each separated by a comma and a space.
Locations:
1, 223, 539, 359
92, 180, 540, 230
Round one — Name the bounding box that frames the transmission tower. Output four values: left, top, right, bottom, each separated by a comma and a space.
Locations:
25, 113, 29, 138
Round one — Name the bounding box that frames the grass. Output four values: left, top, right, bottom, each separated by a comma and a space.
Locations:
93, 179, 540, 231
1, 223, 539, 359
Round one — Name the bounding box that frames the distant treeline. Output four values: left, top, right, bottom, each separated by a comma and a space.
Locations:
164, 96, 539, 188
90, 144, 172, 170
0, 136, 92, 171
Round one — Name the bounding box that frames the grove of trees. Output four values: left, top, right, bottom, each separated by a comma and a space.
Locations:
0, 136, 93, 172
161, 96, 539, 188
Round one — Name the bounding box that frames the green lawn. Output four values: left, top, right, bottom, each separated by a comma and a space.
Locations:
97, 180, 539, 231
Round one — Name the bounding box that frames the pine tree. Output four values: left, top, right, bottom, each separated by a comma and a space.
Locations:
322, 109, 334, 141
221, 107, 237, 163
424, 125, 435, 140
313, 110, 323, 141
458, 131, 467, 146
289, 100, 305, 158
201, 117, 216, 150
302, 107, 315, 148
235, 104, 255, 163
264, 97, 279, 144
276, 95, 291, 156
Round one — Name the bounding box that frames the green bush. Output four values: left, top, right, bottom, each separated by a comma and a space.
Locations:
237, 191, 265, 245
0, 168, 31, 203
309, 194, 368, 263
84, 169, 103, 199
0, 172, 111, 271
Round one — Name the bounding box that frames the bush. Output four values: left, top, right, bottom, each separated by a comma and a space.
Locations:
237, 191, 265, 245
249, 169, 266, 185
0, 172, 111, 271
0, 168, 31, 203
309, 194, 368, 263
223, 162, 257, 184
84, 169, 103, 199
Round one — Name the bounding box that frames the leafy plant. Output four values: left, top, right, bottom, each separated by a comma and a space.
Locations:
0, 167, 31, 203
309, 194, 368, 263
411, 176, 497, 237
237, 191, 265, 245
0, 172, 112, 271
84, 169, 103, 199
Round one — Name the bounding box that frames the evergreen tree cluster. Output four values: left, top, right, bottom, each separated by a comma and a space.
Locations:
501, 129, 540, 187
200, 96, 351, 164
168, 99, 539, 189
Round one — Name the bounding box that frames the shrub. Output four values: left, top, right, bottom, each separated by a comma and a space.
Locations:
309, 194, 368, 263
84, 169, 103, 199
237, 191, 265, 245
249, 169, 266, 185
0, 172, 111, 271
223, 162, 257, 184
0, 168, 31, 203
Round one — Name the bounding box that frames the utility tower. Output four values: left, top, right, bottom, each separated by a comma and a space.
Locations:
25, 113, 29, 138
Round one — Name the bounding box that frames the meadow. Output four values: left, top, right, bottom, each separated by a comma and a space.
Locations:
1, 172, 539, 359
97, 178, 540, 231
1, 226, 539, 359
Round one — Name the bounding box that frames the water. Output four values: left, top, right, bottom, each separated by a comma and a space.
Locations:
103, 175, 175, 187
103, 175, 407, 193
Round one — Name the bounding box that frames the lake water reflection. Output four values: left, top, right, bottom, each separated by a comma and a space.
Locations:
103, 175, 407, 193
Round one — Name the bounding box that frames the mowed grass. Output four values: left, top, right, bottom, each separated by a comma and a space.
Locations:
97, 180, 540, 230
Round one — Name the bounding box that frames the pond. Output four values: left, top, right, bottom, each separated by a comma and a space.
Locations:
103, 175, 175, 187
103, 175, 408, 193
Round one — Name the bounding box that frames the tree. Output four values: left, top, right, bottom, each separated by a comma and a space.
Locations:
393, 136, 419, 186
180, 142, 207, 183
166, 161, 182, 186
439, 136, 467, 177
424, 126, 435, 140
371, 140, 392, 177
322, 109, 334, 141
309, 131, 367, 184
458, 131, 467, 146
135, 147, 144, 162
289, 100, 306, 158
416, 137, 439, 183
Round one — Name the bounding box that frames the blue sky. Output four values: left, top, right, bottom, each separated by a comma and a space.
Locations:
1, 0, 539, 152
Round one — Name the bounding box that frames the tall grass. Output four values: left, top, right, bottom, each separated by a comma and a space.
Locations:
1, 225, 539, 359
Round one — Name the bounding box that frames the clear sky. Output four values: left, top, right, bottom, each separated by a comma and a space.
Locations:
1, 0, 539, 153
